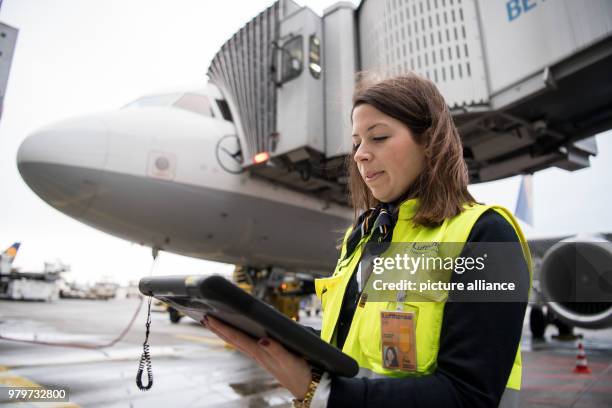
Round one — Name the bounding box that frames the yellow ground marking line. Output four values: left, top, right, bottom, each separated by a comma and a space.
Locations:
0, 374, 39, 388
0, 366, 80, 408
173, 334, 233, 348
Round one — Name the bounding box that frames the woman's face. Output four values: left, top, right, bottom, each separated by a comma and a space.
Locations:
352, 104, 425, 203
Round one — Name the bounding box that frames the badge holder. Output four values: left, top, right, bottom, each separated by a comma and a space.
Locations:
381, 290, 417, 372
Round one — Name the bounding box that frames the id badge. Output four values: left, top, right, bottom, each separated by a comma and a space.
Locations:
381, 311, 417, 372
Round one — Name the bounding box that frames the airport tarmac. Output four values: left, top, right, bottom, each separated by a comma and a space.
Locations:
0, 298, 611, 407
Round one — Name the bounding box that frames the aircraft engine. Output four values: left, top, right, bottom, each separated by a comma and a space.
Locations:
540, 236, 612, 329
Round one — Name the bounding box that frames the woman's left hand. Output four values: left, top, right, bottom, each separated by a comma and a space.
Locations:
203, 315, 312, 400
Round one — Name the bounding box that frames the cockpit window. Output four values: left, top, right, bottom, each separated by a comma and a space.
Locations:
123, 93, 215, 118
173, 93, 214, 117
124, 93, 182, 108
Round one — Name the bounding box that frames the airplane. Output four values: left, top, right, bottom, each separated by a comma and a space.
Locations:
16, 84, 351, 289
0, 242, 68, 301
16, 83, 612, 338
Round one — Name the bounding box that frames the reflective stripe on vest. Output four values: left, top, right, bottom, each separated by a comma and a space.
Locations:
315, 200, 532, 407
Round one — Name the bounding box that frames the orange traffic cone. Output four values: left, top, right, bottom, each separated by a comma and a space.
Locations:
573, 341, 592, 374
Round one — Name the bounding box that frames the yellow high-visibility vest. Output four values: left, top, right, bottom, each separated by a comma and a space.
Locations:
315, 199, 532, 403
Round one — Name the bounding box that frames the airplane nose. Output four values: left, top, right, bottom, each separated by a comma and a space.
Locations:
17, 116, 109, 218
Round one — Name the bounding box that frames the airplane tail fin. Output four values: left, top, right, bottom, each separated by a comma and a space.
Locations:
1, 242, 20, 273
515, 175, 534, 226
2, 242, 20, 261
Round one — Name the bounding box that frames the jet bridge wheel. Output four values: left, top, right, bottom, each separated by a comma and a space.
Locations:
168, 306, 183, 324
529, 306, 546, 340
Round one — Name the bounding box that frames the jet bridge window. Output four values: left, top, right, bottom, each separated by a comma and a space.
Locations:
280, 35, 303, 83
215, 99, 233, 122
173, 93, 214, 117
309, 35, 321, 79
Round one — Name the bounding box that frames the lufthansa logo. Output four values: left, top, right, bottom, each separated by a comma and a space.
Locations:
411, 242, 439, 252
215, 134, 244, 174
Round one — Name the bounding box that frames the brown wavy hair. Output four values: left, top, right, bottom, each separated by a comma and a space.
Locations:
347, 72, 476, 227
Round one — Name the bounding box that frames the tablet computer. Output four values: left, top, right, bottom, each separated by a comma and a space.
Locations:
139, 274, 359, 377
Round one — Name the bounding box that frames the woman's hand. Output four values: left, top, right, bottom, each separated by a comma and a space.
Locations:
202, 315, 312, 400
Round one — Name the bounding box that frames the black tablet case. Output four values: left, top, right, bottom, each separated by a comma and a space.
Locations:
139, 275, 358, 377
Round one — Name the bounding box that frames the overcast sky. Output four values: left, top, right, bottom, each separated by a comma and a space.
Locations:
0, 0, 611, 285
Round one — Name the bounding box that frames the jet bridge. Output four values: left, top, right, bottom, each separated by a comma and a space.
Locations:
207, 0, 355, 205
207, 0, 612, 205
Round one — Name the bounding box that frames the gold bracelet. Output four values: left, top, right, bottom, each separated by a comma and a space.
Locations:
292, 367, 323, 408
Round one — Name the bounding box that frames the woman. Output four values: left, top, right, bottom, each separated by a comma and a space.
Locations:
203, 73, 531, 408
383, 346, 399, 369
